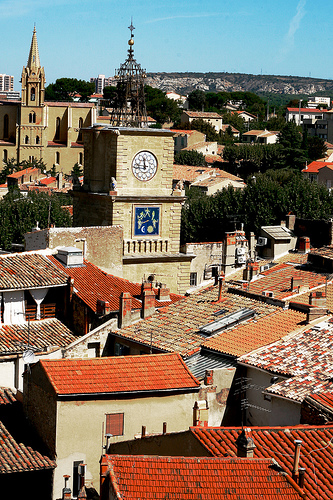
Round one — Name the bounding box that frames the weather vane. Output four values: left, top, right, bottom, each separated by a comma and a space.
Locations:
128, 18, 135, 36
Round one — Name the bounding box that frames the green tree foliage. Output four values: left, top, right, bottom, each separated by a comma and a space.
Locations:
0, 190, 72, 250
277, 121, 307, 170
181, 171, 333, 243
189, 119, 220, 142
174, 150, 206, 166
45, 78, 95, 102
144, 86, 181, 125
223, 144, 283, 176
187, 89, 206, 111
307, 136, 327, 161
103, 85, 118, 105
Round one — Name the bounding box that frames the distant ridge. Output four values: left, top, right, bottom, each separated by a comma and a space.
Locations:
146, 72, 333, 96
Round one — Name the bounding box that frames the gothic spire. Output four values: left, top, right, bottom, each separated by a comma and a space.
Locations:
27, 26, 41, 70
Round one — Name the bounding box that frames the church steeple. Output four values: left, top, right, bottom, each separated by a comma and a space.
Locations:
21, 27, 45, 106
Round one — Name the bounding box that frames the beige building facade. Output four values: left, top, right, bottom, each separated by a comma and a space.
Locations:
0, 28, 96, 175
73, 125, 193, 293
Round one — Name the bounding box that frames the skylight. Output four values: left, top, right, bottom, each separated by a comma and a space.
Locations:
199, 308, 255, 336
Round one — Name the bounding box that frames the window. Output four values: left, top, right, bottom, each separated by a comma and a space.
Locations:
87, 342, 100, 358
3, 149, 7, 162
55, 117, 60, 140
79, 152, 83, 165
105, 413, 124, 436
114, 342, 130, 356
25, 135, 29, 144
73, 461, 84, 497
78, 117, 83, 141
55, 151, 60, 164
3, 114, 9, 139
30, 87, 35, 101
190, 272, 197, 287
29, 112, 36, 123
36, 135, 40, 144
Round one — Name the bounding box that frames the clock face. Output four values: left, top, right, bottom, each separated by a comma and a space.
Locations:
132, 151, 158, 181
134, 207, 160, 236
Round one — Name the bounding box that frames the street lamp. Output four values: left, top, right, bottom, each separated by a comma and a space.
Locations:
298, 99, 303, 126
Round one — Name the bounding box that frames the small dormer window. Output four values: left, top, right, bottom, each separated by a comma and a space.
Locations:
31, 88, 35, 101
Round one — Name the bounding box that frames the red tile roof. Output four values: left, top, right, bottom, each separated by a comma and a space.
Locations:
287, 107, 325, 113
7, 167, 39, 179
190, 425, 333, 500
239, 319, 333, 402
310, 391, 333, 411
302, 161, 333, 173
38, 353, 200, 395
39, 176, 56, 185
102, 454, 303, 499
183, 111, 222, 119
202, 309, 306, 357
0, 421, 55, 474
0, 253, 68, 291
48, 256, 182, 313
0, 387, 16, 405
0, 319, 76, 354
173, 164, 217, 182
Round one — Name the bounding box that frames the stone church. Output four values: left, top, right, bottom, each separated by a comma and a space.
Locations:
0, 28, 96, 174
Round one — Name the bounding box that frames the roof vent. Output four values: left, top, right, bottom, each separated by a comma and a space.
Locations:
56, 247, 84, 267
199, 307, 255, 336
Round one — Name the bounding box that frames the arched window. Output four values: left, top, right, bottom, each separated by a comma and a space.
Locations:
25, 135, 29, 145
36, 135, 40, 145
79, 152, 83, 165
78, 117, 83, 142
3, 114, 9, 139
55, 151, 60, 164
30, 87, 35, 101
3, 149, 7, 162
29, 112, 36, 124
55, 117, 60, 140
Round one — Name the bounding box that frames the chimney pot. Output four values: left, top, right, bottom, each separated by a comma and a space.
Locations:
292, 439, 302, 480
236, 428, 256, 458
298, 467, 306, 488
141, 425, 146, 437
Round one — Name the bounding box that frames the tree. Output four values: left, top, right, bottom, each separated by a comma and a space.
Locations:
307, 136, 327, 161
187, 90, 206, 111
0, 158, 47, 184
0, 190, 72, 251
189, 119, 220, 142
45, 78, 95, 102
174, 150, 206, 166
144, 86, 181, 125
277, 122, 307, 170
103, 85, 118, 104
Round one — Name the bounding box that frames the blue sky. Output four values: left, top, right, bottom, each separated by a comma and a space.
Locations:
2, 0, 333, 90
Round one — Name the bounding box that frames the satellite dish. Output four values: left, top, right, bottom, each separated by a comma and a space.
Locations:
23, 349, 35, 365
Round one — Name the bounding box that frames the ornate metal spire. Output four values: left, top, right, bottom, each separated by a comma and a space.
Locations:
110, 21, 148, 127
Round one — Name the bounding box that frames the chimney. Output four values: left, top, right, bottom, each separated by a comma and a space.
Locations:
141, 281, 152, 294
62, 475, 72, 500
141, 426, 146, 437
298, 467, 306, 488
292, 440, 302, 481
142, 290, 155, 318
249, 232, 255, 260
286, 213, 296, 231
291, 277, 302, 292
119, 292, 132, 328
192, 400, 209, 427
157, 283, 170, 302
217, 275, 224, 301
236, 428, 256, 458
281, 220, 286, 227
298, 236, 310, 254
57, 171, 63, 189
204, 370, 213, 385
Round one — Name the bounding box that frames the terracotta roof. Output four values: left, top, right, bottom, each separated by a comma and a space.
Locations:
190, 425, 333, 500
0, 253, 68, 291
7, 167, 39, 179
204, 154, 225, 164
173, 165, 217, 182
45, 102, 94, 108
309, 391, 333, 412
170, 129, 200, 135
0, 318, 76, 354
287, 107, 325, 113
202, 309, 306, 357
183, 111, 222, 119
47, 141, 67, 147
39, 176, 56, 185
302, 161, 333, 173
70, 142, 84, 148
309, 245, 333, 261
221, 124, 239, 133
38, 353, 200, 395
113, 285, 281, 357
237, 261, 327, 300
48, 256, 181, 313
0, 420, 55, 474
239, 318, 333, 402
232, 111, 256, 118
102, 454, 303, 500
0, 387, 16, 406
192, 173, 245, 188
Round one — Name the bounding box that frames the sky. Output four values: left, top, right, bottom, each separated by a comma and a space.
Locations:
2, 0, 333, 90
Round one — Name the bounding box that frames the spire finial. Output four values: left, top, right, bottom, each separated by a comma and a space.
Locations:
128, 18, 135, 37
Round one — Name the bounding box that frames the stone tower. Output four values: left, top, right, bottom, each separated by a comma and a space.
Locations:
21, 27, 45, 107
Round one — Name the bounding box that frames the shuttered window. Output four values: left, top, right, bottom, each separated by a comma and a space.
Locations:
105, 413, 124, 436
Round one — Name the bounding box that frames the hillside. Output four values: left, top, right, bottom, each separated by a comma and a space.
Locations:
146, 72, 333, 97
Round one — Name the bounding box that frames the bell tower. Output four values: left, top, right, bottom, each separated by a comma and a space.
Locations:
21, 27, 45, 107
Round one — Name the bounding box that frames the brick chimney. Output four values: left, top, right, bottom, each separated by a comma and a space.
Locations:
119, 292, 132, 328
62, 475, 72, 500
286, 214, 296, 231
142, 290, 155, 318
298, 236, 310, 253
309, 290, 326, 307
157, 283, 170, 302
236, 428, 256, 458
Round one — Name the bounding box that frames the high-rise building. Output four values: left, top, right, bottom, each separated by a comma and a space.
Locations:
0, 74, 14, 92
90, 75, 115, 94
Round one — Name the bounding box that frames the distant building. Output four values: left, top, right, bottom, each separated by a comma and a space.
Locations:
286, 107, 325, 126
180, 111, 223, 132
307, 96, 331, 108
0, 74, 14, 92
242, 129, 279, 144
90, 74, 115, 94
